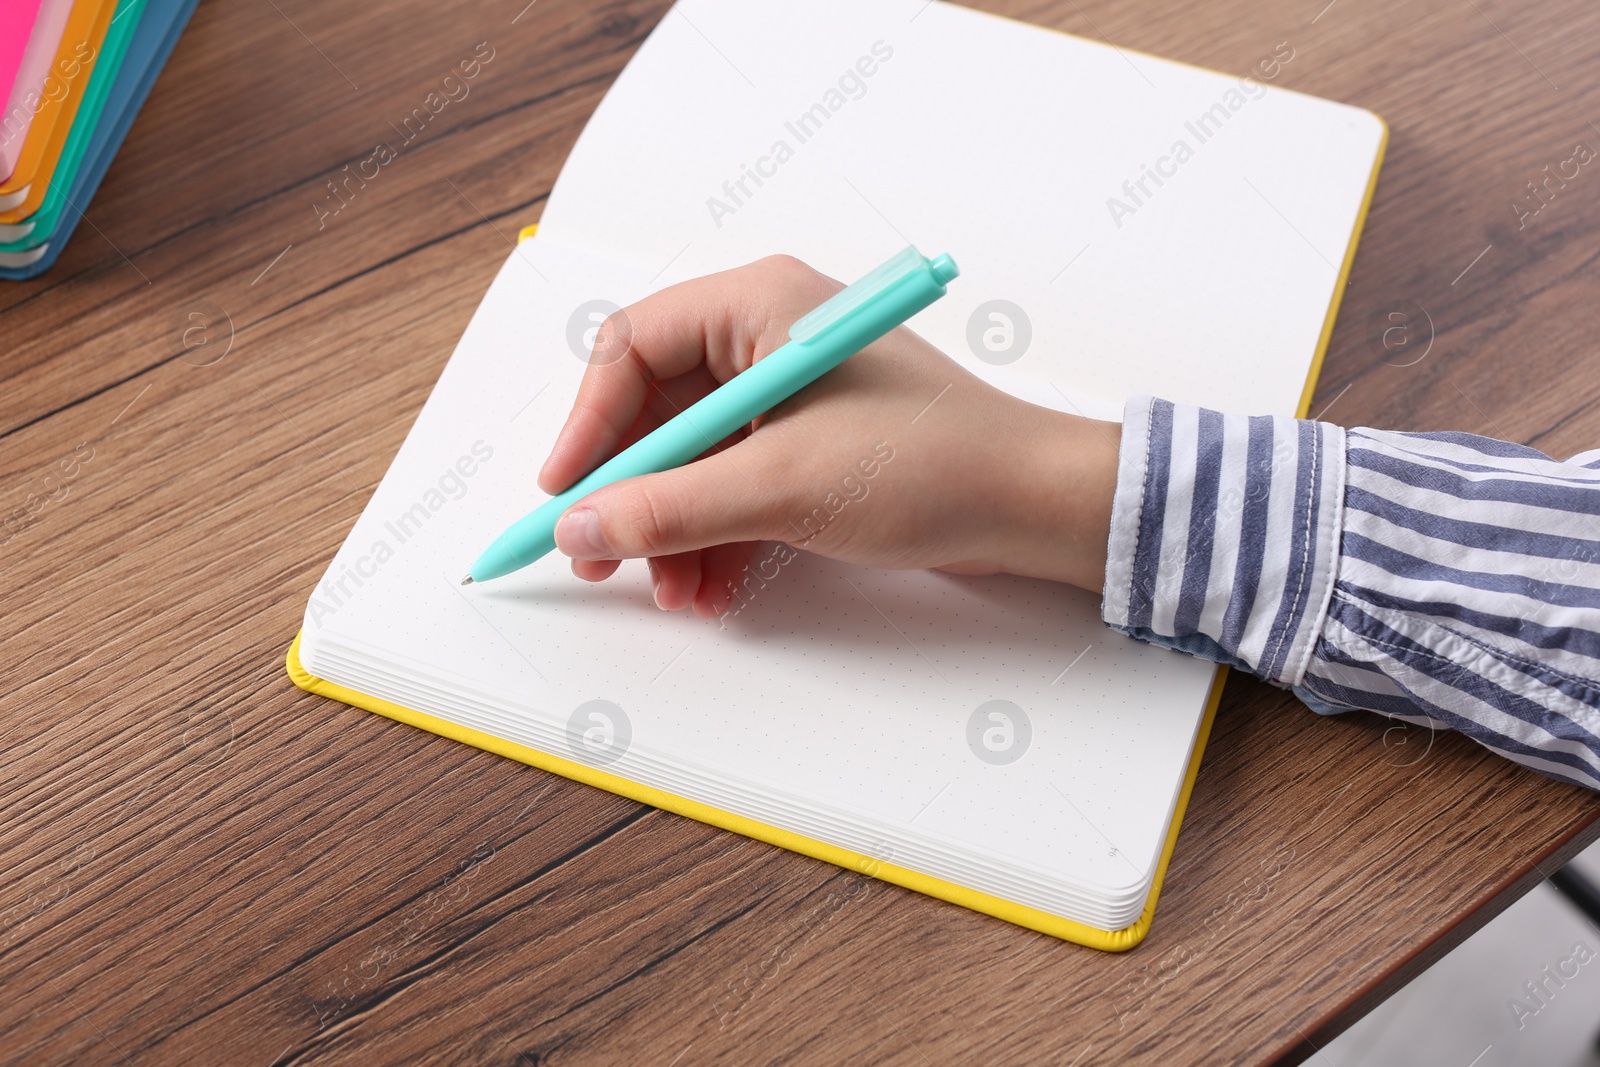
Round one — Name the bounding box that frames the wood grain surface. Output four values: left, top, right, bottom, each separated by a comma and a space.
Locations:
3, 1, 1599, 1063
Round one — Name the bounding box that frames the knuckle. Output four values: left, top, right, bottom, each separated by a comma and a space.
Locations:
618, 483, 682, 556
756, 253, 807, 276
750, 256, 838, 336
755, 254, 829, 294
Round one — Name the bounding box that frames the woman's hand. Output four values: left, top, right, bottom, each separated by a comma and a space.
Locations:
539, 255, 1120, 617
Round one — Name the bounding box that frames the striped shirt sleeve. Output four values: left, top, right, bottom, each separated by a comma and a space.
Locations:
1102, 395, 1600, 790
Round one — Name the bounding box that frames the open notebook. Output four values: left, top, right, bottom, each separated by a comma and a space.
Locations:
289, 0, 1385, 949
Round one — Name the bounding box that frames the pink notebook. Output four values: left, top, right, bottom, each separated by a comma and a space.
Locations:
0, 0, 64, 183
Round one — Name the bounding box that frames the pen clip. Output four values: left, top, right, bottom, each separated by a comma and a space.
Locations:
788, 246, 955, 343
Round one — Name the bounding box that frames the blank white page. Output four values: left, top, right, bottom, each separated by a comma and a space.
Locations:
537, 0, 1384, 417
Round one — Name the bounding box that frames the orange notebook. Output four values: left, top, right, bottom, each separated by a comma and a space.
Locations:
0, 0, 114, 211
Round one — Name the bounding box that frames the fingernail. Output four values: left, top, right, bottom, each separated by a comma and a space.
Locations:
649, 560, 668, 610
555, 508, 610, 559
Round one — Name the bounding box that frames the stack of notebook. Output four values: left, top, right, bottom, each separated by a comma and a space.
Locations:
0, 0, 198, 279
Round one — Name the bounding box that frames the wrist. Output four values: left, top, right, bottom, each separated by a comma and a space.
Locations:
992, 402, 1120, 592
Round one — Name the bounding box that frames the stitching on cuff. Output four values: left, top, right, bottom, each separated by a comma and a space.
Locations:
1287, 424, 1346, 684
1103, 397, 1153, 627
1126, 400, 1156, 623
1264, 421, 1320, 675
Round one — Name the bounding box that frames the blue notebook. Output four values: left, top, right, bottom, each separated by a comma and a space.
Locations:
0, 0, 197, 279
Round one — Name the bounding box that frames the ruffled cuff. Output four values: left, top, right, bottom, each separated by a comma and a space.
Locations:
1102, 396, 1345, 686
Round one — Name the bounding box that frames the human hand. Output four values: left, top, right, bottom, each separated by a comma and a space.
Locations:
539, 255, 1120, 617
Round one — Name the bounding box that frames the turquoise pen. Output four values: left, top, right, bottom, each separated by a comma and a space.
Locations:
463, 245, 960, 584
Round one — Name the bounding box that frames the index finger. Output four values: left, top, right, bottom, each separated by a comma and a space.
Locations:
537, 256, 841, 496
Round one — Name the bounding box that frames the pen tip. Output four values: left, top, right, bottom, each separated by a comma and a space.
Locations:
460, 574, 475, 586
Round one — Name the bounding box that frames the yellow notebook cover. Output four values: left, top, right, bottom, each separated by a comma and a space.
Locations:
0, 0, 113, 207
287, 634, 1223, 951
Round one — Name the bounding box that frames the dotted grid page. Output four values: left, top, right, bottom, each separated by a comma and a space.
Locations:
300, 240, 1217, 929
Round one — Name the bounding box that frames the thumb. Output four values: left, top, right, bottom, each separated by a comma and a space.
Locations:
553, 453, 787, 560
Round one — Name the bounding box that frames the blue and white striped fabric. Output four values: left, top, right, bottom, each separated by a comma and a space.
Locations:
1103, 396, 1600, 789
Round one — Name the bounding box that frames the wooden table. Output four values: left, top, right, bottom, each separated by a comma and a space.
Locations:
5, 1, 1598, 1062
